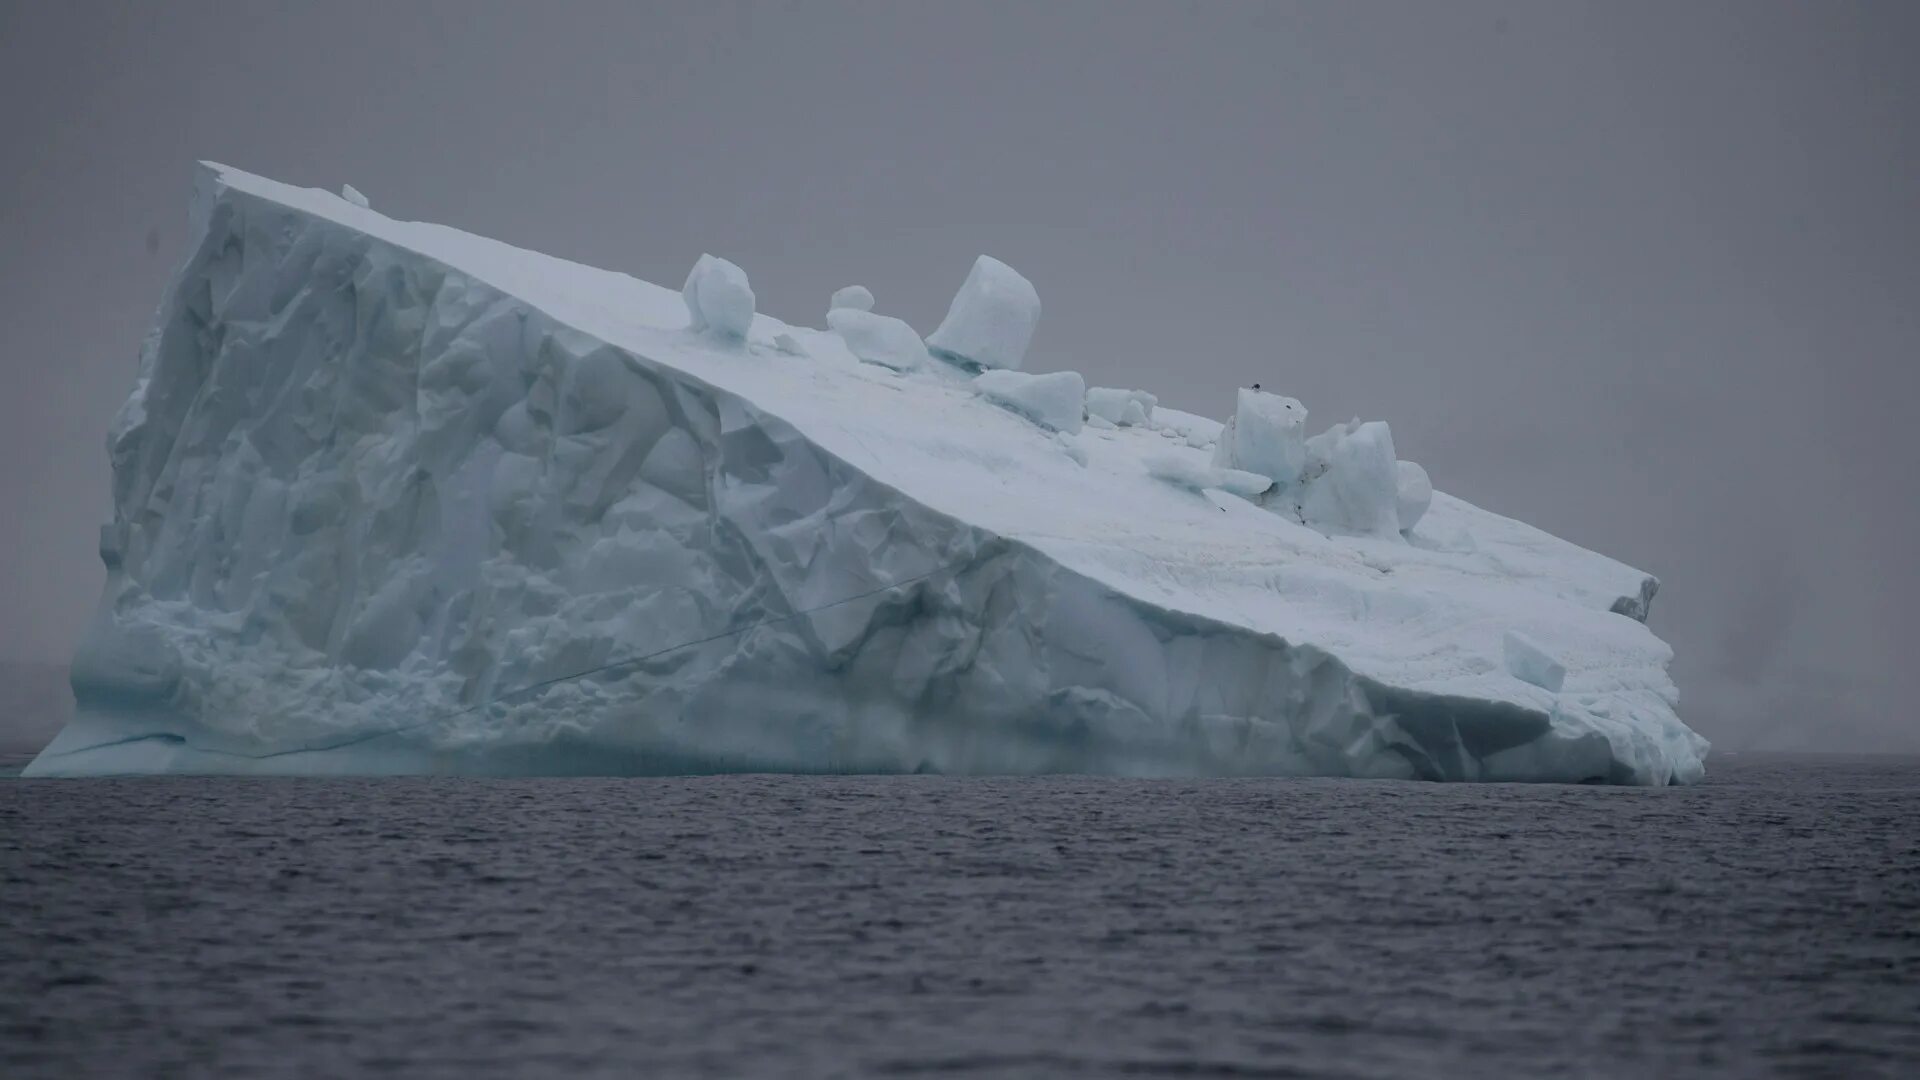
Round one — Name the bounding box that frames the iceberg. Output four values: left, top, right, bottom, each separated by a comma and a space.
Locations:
24, 164, 1707, 783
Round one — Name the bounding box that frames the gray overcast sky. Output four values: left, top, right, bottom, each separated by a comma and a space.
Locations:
1, 0, 1915, 751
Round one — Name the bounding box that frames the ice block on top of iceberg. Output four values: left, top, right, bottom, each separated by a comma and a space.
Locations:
682, 254, 755, 340
1213, 389, 1309, 486
927, 255, 1041, 371
828, 284, 875, 314
973, 369, 1086, 434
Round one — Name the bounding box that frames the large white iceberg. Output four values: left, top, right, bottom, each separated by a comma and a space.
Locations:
24, 164, 1707, 783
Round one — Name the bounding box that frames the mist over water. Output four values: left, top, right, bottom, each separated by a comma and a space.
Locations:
5, 756, 1917, 1077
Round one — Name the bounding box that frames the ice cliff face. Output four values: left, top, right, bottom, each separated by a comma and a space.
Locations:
25, 165, 1708, 782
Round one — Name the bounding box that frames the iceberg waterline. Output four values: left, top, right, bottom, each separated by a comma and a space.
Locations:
25, 164, 1707, 782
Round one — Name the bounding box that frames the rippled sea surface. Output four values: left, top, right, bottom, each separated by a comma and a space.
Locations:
3, 753, 1917, 1078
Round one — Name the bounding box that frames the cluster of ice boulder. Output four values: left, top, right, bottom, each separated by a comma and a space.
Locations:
1188, 390, 1433, 538
710, 247, 1431, 544
22, 163, 1706, 784
819, 257, 1044, 380
670, 239, 1602, 744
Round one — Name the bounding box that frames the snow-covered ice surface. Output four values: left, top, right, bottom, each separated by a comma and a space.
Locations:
25, 165, 1707, 782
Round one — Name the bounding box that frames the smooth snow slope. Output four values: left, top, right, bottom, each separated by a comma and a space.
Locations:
26, 165, 1706, 782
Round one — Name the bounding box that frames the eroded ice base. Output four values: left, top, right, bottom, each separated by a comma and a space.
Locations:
27, 165, 1706, 782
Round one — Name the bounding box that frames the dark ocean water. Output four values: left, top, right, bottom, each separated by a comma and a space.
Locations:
2, 753, 1916, 1079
